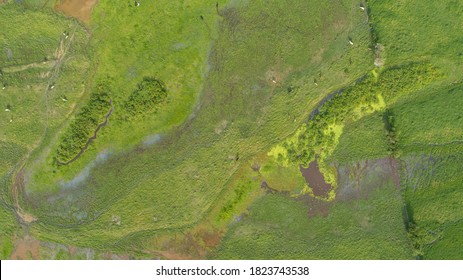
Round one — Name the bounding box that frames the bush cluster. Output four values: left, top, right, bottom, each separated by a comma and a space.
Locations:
55, 82, 112, 163
124, 77, 167, 119
273, 63, 439, 166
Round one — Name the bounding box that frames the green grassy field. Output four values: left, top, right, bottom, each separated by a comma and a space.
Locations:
21, 0, 372, 251
213, 188, 412, 259
321, 0, 463, 259
0, 205, 16, 259
1, 0, 462, 259
401, 147, 463, 259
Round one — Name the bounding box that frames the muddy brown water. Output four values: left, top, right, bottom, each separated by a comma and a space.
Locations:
299, 160, 333, 198
54, 0, 98, 22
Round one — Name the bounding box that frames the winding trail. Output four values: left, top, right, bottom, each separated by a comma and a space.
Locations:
56, 99, 114, 166
1, 60, 57, 73
11, 167, 37, 224
10, 24, 82, 225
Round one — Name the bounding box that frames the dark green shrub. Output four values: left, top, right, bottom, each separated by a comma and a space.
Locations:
124, 77, 167, 119
55, 81, 112, 163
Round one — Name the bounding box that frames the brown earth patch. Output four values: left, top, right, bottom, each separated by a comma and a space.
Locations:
12, 167, 37, 224
199, 229, 222, 248
299, 160, 333, 198
149, 227, 224, 260
10, 235, 40, 260
55, 0, 98, 22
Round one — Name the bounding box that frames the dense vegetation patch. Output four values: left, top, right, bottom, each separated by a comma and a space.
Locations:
271, 63, 439, 166
124, 77, 167, 120
217, 181, 253, 222
269, 63, 439, 199
382, 109, 398, 156
55, 81, 112, 164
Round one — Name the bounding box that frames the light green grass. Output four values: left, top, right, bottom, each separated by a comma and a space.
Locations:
0, 3, 92, 258
26, 0, 373, 251
0, 4, 91, 154
260, 157, 307, 193
26, 0, 223, 190
0, 3, 66, 67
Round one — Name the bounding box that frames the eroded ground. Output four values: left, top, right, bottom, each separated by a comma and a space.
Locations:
55, 0, 98, 22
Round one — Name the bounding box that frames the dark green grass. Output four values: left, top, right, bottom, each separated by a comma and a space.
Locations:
403, 147, 463, 259
396, 84, 463, 151
329, 0, 463, 162
330, 112, 388, 163
212, 188, 412, 259
425, 221, 463, 260
329, 83, 463, 259
0, 205, 17, 259
334, 83, 463, 161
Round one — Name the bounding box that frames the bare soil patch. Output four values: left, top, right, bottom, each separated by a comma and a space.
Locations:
10, 235, 40, 260
55, 0, 98, 22
299, 160, 333, 198
12, 167, 37, 224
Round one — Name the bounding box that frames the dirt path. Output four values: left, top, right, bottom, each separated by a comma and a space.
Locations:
11, 168, 37, 224
10, 25, 80, 225
1, 60, 57, 73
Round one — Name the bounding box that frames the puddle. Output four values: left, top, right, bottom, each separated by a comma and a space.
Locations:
299, 160, 333, 198
54, 0, 98, 22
